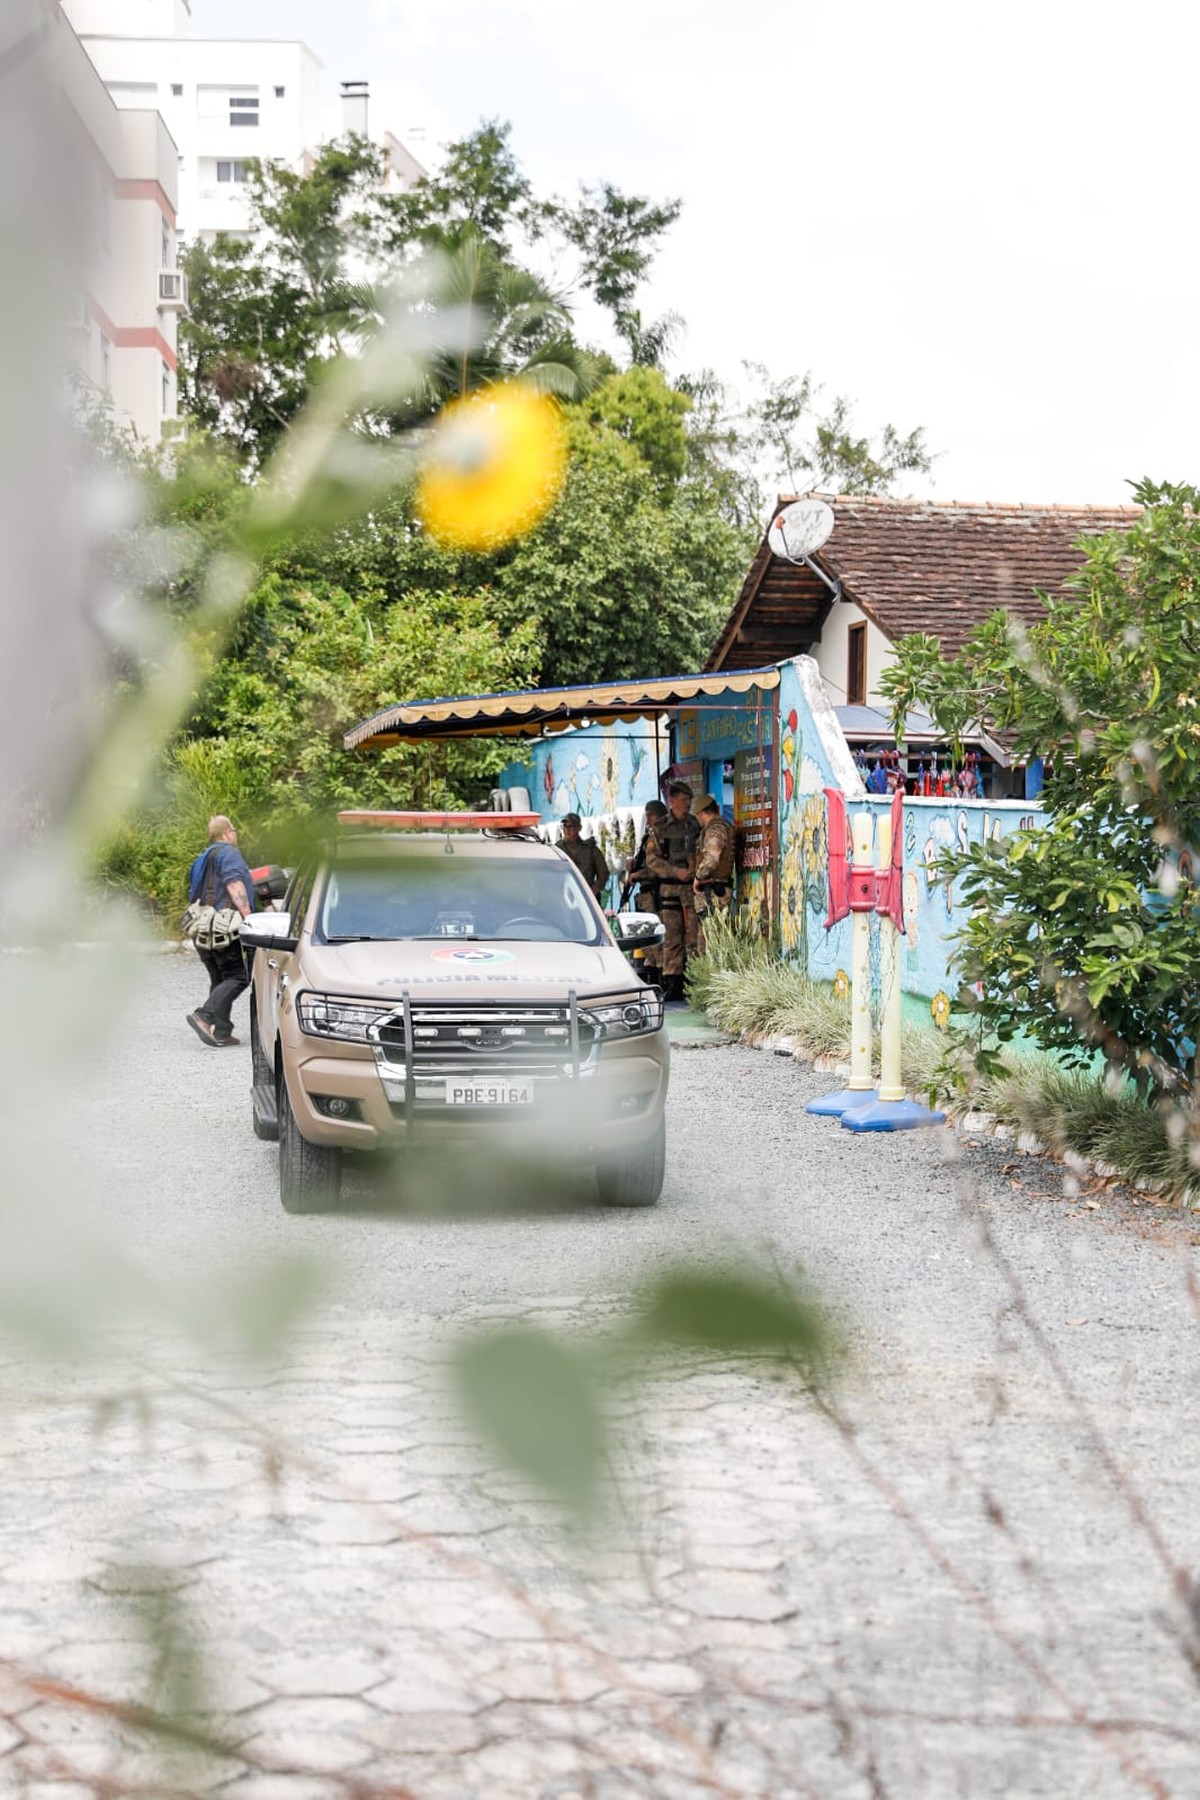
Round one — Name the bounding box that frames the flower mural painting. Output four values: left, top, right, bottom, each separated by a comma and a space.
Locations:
780, 830, 806, 957
780, 710, 803, 807
600, 729, 620, 814
567, 750, 591, 811
923, 815, 958, 918
903, 870, 920, 953
780, 790, 830, 965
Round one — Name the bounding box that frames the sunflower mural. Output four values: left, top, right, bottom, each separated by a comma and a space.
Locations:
780, 791, 829, 964
776, 705, 832, 966
600, 729, 621, 815
780, 828, 806, 958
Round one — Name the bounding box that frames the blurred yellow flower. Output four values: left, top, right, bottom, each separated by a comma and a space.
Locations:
417, 384, 566, 551
931, 990, 951, 1031
833, 968, 850, 1000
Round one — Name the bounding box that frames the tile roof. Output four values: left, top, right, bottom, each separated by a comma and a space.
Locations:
706, 494, 1140, 671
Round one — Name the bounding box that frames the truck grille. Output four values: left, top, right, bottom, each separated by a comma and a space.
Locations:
373, 1005, 598, 1079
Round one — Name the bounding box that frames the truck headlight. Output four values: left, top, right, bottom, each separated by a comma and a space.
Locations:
296, 992, 391, 1043
581, 992, 664, 1039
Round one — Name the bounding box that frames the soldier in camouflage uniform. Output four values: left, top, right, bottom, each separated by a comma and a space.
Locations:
558, 812, 609, 900
692, 793, 736, 954
645, 781, 700, 1000
620, 799, 668, 984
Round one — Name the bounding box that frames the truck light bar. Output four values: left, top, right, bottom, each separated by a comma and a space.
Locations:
336, 810, 542, 830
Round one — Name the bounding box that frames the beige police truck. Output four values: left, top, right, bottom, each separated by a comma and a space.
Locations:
238, 812, 669, 1214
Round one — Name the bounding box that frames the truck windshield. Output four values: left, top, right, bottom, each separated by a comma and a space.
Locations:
315, 852, 604, 946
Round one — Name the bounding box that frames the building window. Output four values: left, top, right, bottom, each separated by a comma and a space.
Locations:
274, 85, 286, 98
171, 82, 183, 96
847, 622, 867, 706
162, 363, 171, 415
229, 93, 259, 127
100, 335, 111, 394
217, 160, 249, 184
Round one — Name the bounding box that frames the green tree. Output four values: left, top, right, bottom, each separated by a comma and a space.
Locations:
881, 480, 1200, 1100
384, 118, 534, 253
413, 231, 597, 408
180, 139, 388, 464
740, 361, 934, 499
548, 183, 682, 366
200, 574, 541, 819
488, 414, 751, 685
582, 367, 692, 492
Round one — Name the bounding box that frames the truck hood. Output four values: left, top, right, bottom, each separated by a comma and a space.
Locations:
299, 938, 646, 1003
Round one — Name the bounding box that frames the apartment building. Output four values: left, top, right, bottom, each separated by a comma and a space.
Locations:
56, 0, 182, 444
63, 0, 424, 244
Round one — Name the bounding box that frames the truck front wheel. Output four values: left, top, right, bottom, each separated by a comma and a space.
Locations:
278, 1073, 341, 1214
595, 1116, 665, 1208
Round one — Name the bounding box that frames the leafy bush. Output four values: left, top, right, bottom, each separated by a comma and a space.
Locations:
97, 739, 252, 920
882, 480, 1200, 1102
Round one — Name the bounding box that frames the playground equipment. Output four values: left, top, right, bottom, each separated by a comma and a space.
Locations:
806, 789, 945, 1132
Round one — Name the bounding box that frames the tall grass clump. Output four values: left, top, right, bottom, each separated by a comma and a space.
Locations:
687, 911, 852, 1054
976, 1057, 1195, 1198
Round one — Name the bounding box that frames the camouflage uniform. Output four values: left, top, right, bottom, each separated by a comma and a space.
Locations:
559, 833, 609, 899
693, 810, 736, 953
646, 809, 700, 984
622, 824, 664, 980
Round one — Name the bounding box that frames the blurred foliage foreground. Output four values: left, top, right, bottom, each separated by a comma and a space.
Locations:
0, 156, 848, 1793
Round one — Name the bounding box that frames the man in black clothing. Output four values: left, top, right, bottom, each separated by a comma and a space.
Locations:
186, 815, 256, 1048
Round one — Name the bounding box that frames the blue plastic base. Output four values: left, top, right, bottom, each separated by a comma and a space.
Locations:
840, 1097, 947, 1133
806, 1087, 877, 1118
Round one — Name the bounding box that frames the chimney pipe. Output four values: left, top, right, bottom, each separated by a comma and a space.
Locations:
341, 79, 369, 139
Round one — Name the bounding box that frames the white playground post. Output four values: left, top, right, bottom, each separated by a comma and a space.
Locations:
847, 811, 875, 1095
875, 810, 905, 1104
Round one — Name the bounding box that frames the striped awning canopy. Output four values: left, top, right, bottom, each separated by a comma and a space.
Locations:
344, 668, 781, 748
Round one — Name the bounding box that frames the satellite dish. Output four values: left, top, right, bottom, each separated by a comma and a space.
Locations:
768, 498, 835, 562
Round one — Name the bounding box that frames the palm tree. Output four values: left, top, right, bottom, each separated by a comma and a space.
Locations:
414, 232, 600, 409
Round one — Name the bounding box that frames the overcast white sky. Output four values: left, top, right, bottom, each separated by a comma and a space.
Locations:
194, 0, 1199, 506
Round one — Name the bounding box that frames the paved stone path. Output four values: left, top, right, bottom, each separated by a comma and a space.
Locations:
2, 954, 1200, 1797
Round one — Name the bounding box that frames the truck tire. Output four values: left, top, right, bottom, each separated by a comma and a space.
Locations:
250, 1003, 278, 1142
596, 1116, 665, 1208
278, 1072, 341, 1214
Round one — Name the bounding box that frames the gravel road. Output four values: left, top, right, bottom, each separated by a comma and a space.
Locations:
3, 950, 1200, 1798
